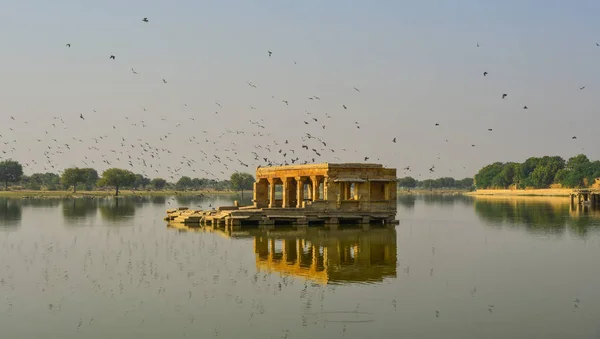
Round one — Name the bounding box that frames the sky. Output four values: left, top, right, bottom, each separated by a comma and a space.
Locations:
1, 0, 599, 181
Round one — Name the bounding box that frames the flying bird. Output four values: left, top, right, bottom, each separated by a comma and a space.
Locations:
109, 55, 115, 60
79, 114, 84, 120
502, 93, 507, 99
523, 105, 528, 109
476, 42, 479, 47
572, 136, 577, 139
142, 17, 149, 22
579, 86, 585, 90
488, 128, 493, 131
392, 137, 396, 143
162, 79, 167, 83
342, 105, 347, 109
483, 71, 488, 76
268, 50, 272, 57
353, 87, 360, 92
65, 43, 71, 48
131, 68, 138, 74
435, 123, 440, 126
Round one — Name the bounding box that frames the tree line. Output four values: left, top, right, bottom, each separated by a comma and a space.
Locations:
474, 154, 600, 189
397, 176, 474, 190
0, 159, 255, 195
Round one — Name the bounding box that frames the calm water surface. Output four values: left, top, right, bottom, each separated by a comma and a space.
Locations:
1, 194, 599, 339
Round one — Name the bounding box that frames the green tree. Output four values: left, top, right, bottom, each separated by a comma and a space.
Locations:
457, 178, 474, 190
97, 168, 136, 196
0, 160, 24, 190
176, 176, 193, 190
26, 172, 60, 190
80, 168, 99, 190
191, 178, 206, 190
230, 172, 255, 199
61, 168, 85, 192
150, 178, 167, 190
397, 177, 417, 188
474, 162, 505, 189
133, 174, 151, 190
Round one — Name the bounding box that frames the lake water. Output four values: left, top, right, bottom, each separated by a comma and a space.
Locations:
1, 194, 599, 339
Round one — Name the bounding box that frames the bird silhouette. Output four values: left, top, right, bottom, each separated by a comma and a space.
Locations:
268, 50, 272, 57
523, 105, 528, 109
162, 79, 167, 83
502, 93, 507, 99
579, 86, 585, 90
142, 17, 149, 22
392, 137, 396, 143
483, 71, 488, 76
109, 55, 115, 60
435, 123, 440, 126
65, 43, 71, 48
79, 114, 84, 120
342, 105, 347, 109
488, 128, 492, 131
572, 136, 577, 139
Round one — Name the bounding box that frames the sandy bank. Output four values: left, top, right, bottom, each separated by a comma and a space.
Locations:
465, 189, 573, 197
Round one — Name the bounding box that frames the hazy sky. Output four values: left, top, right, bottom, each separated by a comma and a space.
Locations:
1, 0, 599, 181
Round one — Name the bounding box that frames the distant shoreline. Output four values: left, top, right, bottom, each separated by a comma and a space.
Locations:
465, 189, 573, 197
397, 189, 469, 195
0, 190, 239, 199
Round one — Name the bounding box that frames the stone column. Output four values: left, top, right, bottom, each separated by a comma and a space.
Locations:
282, 177, 289, 208
268, 178, 276, 208
384, 182, 390, 200
310, 176, 318, 201
296, 177, 304, 208
253, 181, 258, 207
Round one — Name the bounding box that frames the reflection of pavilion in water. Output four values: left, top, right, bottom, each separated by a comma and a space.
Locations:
569, 202, 600, 219
253, 228, 397, 284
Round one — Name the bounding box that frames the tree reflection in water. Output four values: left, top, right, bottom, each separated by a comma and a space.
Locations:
0, 198, 22, 228
99, 198, 136, 223
474, 197, 599, 237
397, 194, 473, 210
62, 198, 98, 224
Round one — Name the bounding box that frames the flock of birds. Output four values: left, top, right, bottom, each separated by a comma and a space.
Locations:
6, 18, 592, 181
1, 15, 596, 184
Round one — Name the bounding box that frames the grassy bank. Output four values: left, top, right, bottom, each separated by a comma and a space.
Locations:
465, 188, 573, 197
0, 190, 239, 199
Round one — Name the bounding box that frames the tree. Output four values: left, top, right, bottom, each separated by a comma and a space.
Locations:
191, 178, 206, 190
80, 168, 99, 190
25, 172, 60, 190
61, 168, 85, 193
474, 162, 505, 189
230, 172, 255, 199
150, 178, 167, 190
133, 174, 151, 190
176, 176, 193, 190
397, 177, 417, 189
457, 178, 474, 190
97, 168, 136, 196
0, 160, 23, 190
